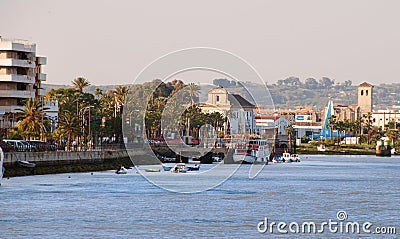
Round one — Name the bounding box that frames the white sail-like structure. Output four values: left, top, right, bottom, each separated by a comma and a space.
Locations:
321, 100, 334, 139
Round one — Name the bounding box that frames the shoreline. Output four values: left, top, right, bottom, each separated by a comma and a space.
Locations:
1, 147, 390, 178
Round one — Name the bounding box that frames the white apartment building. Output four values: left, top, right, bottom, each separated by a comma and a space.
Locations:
0, 37, 47, 128
370, 111, 400, 130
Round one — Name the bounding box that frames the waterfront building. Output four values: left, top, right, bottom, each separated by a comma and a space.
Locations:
255, 115, 291, 138
199, 86, 256, 135
0, 37, 49, 129
370, 110, 400, 130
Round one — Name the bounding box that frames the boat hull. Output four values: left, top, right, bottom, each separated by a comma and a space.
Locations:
17, 160, 36, 168
376, 150, 391, 157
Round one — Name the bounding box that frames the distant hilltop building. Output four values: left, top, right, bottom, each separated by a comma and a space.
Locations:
199, 86, 256, 135
0, 37, 52, 129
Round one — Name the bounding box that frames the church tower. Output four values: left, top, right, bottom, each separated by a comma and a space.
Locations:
357, 82, 373, 115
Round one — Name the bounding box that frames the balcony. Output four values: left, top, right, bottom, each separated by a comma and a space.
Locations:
0, 58, 36, 68
0, 105, 23, 114
37, 73, 46, 81
38, 88, 46, 96
0, 41, 36, 53
37, 56, 47, 65
0, 74, 35, 83
0, 90, 35, 98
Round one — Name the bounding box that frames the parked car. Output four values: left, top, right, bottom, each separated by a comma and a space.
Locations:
2, 140, 37, 152
27, 141, 52, 152
0, 141, 16, 152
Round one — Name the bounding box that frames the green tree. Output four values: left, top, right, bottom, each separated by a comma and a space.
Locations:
188, 83, 200, 106
16, 98, 48, 140
113, 86, 129, 114
285, 124, 294, 153
72, 77, 90, 92
328, 115, 337, 140
363, 113, 373, 144
57, 111, 81, 150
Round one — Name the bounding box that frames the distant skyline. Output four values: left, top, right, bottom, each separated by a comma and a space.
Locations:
1, 0, 399, 86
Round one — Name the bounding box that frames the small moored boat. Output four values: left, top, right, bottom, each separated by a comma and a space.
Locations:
115, 166, 128, 174
171, 163, 188, 173
186, 164, 200, 171
17, 160, 36, 168
317, 144, 326, 152
162, 164, 173, 171
291, 154, 301, 162
145, 168, 161, 172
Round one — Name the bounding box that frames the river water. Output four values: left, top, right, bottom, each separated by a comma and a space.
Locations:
0, 155, 399, 238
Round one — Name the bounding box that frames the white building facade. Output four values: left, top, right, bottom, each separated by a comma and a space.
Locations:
199, 87, 256, 135
0, 37, 49, 129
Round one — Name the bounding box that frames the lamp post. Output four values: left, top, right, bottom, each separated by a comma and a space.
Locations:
80, 105, 93, 150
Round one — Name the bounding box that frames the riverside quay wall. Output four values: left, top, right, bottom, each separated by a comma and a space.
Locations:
2, 149, 159, 177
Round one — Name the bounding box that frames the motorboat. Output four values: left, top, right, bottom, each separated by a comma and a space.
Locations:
272, 155, 282, 163
0, 147, 4, 185
317, 144, 326, 152
162, 164, 174, 171
170, 163, 188, 173
282, 153, 292, 163
186, 164, 200, 171
115, 166, 128, 174
291, 154, 301, 162
145, 168, 161, 172
17, 160, 36, 168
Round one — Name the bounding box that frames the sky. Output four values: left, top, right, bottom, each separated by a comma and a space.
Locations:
1, 0, 399, 86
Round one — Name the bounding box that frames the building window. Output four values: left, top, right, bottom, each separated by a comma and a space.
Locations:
366, 90, 368, 96
361, 90, 364, 96
216, 96, 220, 102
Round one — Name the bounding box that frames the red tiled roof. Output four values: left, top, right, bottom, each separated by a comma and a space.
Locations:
359, 82, 374, 87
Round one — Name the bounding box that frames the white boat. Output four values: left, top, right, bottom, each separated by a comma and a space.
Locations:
233, 139, 270, 164
170, 163, 188, 173
291, 154, 301, 162
282, 153, 292, 163
17, 160, 36, 168
0, 147, 4, 185
317, 144, 326, 152
115, 166, 128, 174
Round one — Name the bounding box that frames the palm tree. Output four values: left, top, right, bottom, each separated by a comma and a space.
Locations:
94, 88, 103, 99
363, 112, 373, 144
188, 83, 200, 106
72, 77, 90, 92
113, 86, 129, 113
328, 115, 337, 140
16, 98, 47, 140
285, 124, 294, 153
336, 120, 345, 146
57, 111, 81, 150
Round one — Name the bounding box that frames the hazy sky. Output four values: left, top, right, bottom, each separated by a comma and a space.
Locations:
1, 0, 399, 86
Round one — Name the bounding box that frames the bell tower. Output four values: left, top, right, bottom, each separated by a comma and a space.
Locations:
357, 82, 373, 115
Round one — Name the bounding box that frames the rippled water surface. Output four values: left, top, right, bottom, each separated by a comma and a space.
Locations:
1, 155, 399, 238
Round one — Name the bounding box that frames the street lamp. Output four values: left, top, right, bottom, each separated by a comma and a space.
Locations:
80, 105, 94, 150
